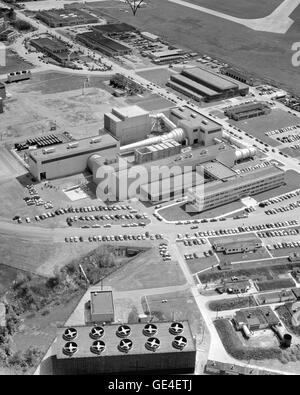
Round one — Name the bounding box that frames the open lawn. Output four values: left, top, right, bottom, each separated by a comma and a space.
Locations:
0, 235, 96, 276
137, 68, 176, 86
0, 49, 34, 75
187, 256, 218, 275
105, 247, 186, 291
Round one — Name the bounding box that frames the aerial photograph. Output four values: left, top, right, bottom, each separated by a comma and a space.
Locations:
0, 0, 299, 381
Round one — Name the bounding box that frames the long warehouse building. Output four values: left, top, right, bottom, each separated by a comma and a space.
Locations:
167, 67, 249, 102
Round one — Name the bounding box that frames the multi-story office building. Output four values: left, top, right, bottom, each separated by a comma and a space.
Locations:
188, 165, 285, 212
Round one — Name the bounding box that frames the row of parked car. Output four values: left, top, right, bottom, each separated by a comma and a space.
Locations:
258, 228, 299, 239
265, 201, 300, 215
262, 190, 300, 207
65, 233, 164, 243
272, 241, 300, 250
265, 124, 300, 137
66, 212, 148, 225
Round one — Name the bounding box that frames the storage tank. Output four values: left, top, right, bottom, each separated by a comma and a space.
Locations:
242, 324, 251, 339
87, 154, 105, 175
281, 334, 292, 348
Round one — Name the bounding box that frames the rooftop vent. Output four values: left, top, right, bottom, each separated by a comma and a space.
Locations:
169, 322, 184, 336
118, 338, 133, 353
63, 341, 78, 357
116, 324, 131, 338
145, 337, 160, 352
90, 340, 105, 355
67, 142, 79, 149
63, 327, 78, 341
42, 147, 56, 154
89, 326, 104, 340
172, 335, 187, 350
90, 137, 102, 144
143, 323, 158, 337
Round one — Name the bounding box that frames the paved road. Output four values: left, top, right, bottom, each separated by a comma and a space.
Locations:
167, 0, 300, 34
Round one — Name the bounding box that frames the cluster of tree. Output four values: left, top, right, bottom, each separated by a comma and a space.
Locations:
65, 246, 117, 285
110, 74, 144, 95
11, 19, 32, 31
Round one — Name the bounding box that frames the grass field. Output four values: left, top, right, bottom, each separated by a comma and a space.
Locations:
0, 49, 34, 75
0, 235, 96, 276
137, 68, 176, 86
104, 247, 186, 291
97, 0, 300, 95
0, 264, 22, 297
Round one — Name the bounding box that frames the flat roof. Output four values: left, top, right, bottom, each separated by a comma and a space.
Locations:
31, 37, 68, 52
78, 31, 131, 52
152, 49, 184, 59
38, 8, 97, 23
113, 105, 149, 119
167, 80, 204, 101
192, 165, 284, 196
141, 31, 159, 40
182, 67, 237, 91
91, 290, 114, 316
202, 161, 236, 180
29, 133, 118, 162
170, 107, 222, 130
56, 321, 195, 359
93, 23, 136, 33
171, 74, 218, 97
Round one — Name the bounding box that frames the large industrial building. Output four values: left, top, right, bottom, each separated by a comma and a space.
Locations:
28, 134, 119, 181
188, 164, 285, 212
77, 30, 132, 57
224, 102, 271, 121
149, 49, 186, 64
36, 8, 98, 27
167, 67, 249, 102
40, 321, 196, 375
92, 23, 136, 34
30, 37, 78, 64
104, 105, 152, 145
26, 103, 286, 207
220, 66, 257, 86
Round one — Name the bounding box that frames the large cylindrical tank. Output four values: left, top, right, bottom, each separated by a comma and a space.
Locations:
281, 334, 292, 348
242, 324, 251, 339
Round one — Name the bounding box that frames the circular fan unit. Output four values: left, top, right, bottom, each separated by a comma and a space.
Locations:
118, 338, 133, 353
89, 326, 104, 340
63, 341, 78, 357
169, 322, 184, 336
63, 327, 78, 341
143, 323, 158, 337
116, 324, 131, 338
145, 337, 160, 352
90, 340, 106, 355
172, 335, 187, 350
